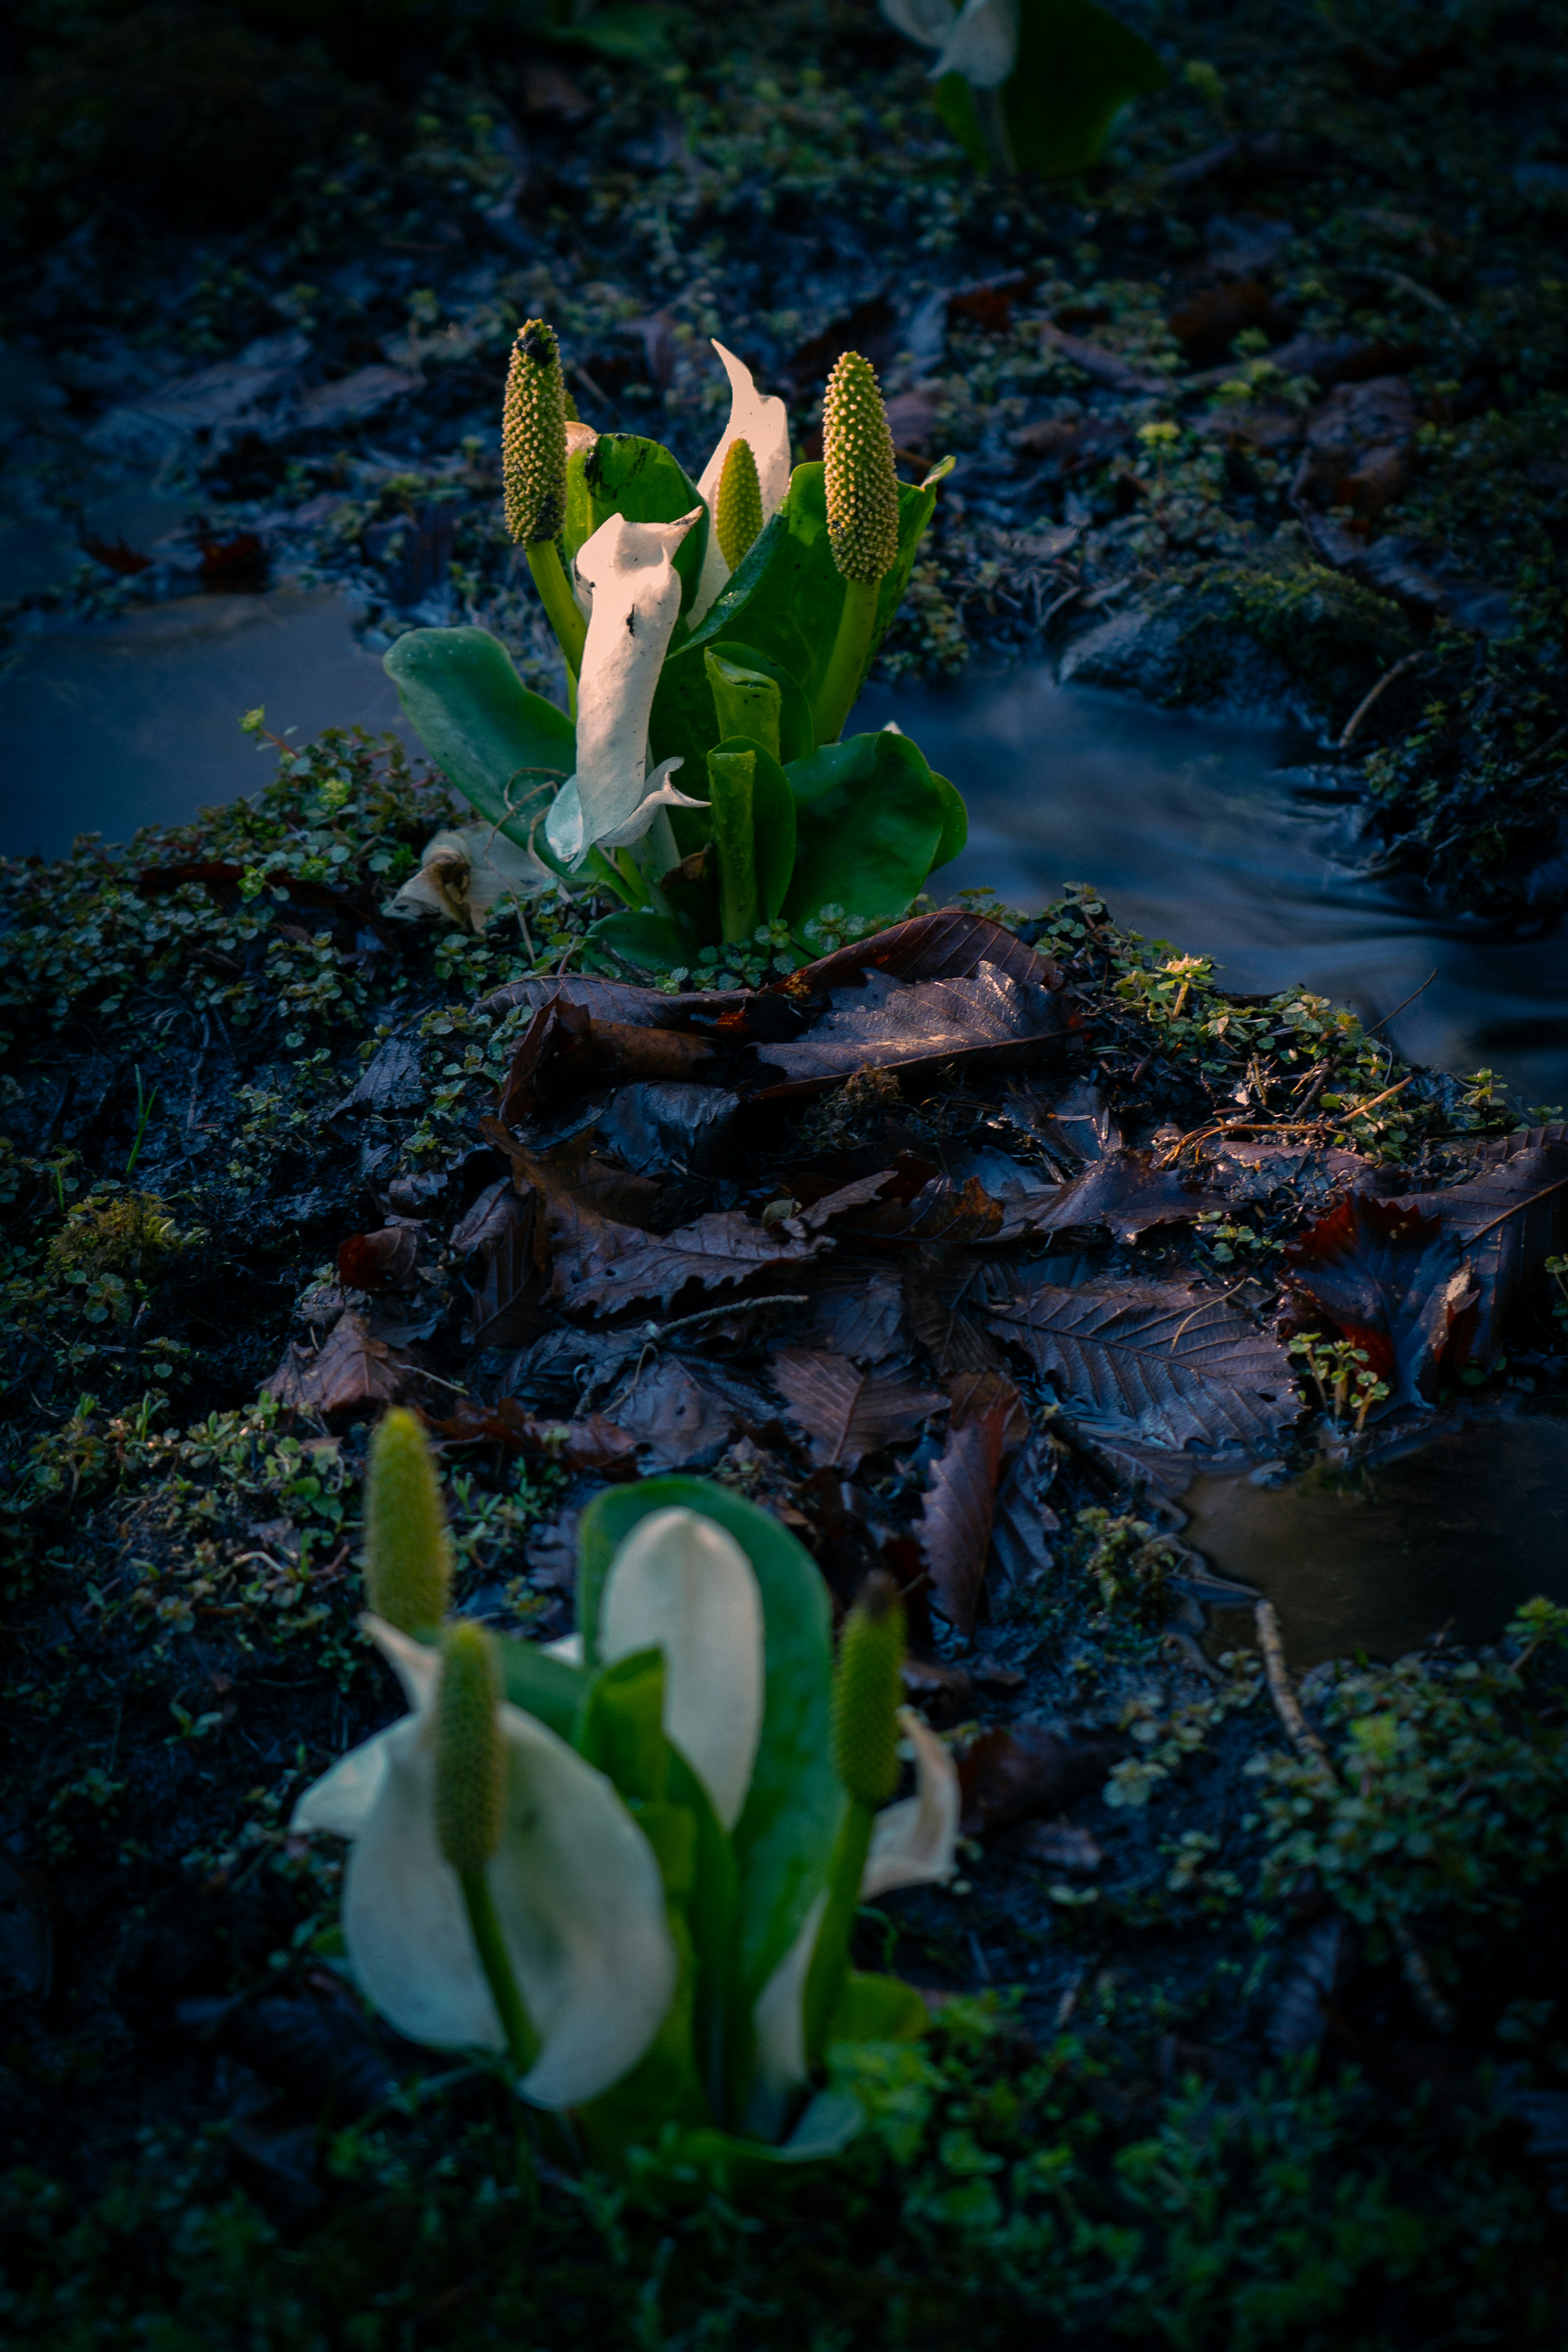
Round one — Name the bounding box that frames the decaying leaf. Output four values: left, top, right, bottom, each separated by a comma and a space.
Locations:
1393, 1127, 1568, 1368
902, 1245, 1032, 1375
602, 1354, 782, 1468
772, 1348, 944, 1470
917, 1398, 1012, 1634
992, 1281, 1297, 1454
557, 1205, 828, 1317
987, 1430, 1062, 1595
1268, 1914, 1359, 2058
429, 1394, 639, 1478
959, 1719, 1125, 1836
753, 963, 1068, 1098
794, 1258, 907, 1363
336, 1225, 419, 1292
1284, 1193, 1477, 1405
1004, 1148, 1231, 1243
450, 1178, 551, 1350
265, 1312, 427, 1418
497, 993, 719, 1119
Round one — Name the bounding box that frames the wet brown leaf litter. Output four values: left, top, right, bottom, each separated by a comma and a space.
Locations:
4, 0, 1568, 2342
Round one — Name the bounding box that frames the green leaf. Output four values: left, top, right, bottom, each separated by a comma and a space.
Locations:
576, 1648, 670, 1804
931, 768, 969, 870
940, 0, 1167, 179
825, 1971, 930, 2047
708, 735, 797, 931
382, 627, 574, 850
650, 637, 815, 803
548, 2, 686, 61
706, 650, 782, 762
585, 909, 697, 975
577, 1480, 842, 2013
489, 1631, 587, 1741
782, 731, 948, 932
620, 2089, 865, 2201
670, 464, 938, 720
565, 433, 708, 618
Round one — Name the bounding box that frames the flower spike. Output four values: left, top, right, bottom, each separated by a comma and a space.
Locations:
831, 1571, 905, 1808
363, 1408, 452, 1634
502, 320, 568, 546
822, 351, 899, 588
715, 437, 765, 572
813, 351, 901, 743
501, 320, 586, 679
434, 1623, 504, 1875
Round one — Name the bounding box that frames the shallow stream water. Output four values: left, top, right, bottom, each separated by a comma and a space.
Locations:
6, 592, 1567, 1659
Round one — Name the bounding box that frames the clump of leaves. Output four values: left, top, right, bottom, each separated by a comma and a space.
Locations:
1253, 1599, 1568, 1949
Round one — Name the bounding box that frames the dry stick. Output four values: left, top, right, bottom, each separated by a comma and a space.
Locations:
1467, 1169, 1568, 1243
1255, 1600, 1457, 2036
1361, 968, 1437, 1039
1338, 653, 1425, 751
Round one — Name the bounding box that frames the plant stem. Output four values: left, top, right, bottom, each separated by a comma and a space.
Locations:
801, 1798, 875, 2067
125, 1067, 157, 1178
459, 1868, 540, 2081
973, 85, 1016, 178
525, 540, 587, 680
812, 576, 880, 746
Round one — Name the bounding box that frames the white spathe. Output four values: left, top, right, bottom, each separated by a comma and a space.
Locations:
747, 1705, 960, 2109
598, 1506, 765, 1832
292, 1617, 677, 2109
880, 0, 1018, 86
388, 821, 550, 932
690, 342, 793, 626
862, 1709, 962, 1899
543, 507, 709, 866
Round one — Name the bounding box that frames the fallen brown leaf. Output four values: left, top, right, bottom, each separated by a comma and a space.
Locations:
959, 1719, 1126, 1836
265, 1312, 427, 1419
773, 1348, 944, 1470
336, 1225, 419, 1292
917, 1401, 1011, 1634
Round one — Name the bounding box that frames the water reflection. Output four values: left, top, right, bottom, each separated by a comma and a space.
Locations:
0, 590, 406, 860
862, 664, 1568, 1112
1187, 1410, 1568, 1666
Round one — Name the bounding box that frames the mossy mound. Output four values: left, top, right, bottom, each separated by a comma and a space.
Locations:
1061, 544, 1421, 734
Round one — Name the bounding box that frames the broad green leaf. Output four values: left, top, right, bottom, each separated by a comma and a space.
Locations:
825, 1971, 930, 2047
937, 0, 1167, 179
619, 2090, 865, 2203
383, 627, 573, 850
671, 464, 938, 719
707, 735, 797, 932
489, 1631, 586, 1741
577, 1480, 842, 2012
584, 908, 697, 974
782, 731, 947, 932
706, 650, 782, 761
575, 1648, 671, 1805
931, 768, 969, 869
548, 1, 686, 61
565, 433, 708, 617
649, 636, 814, 805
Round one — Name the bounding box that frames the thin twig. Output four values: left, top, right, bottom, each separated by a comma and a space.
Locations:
1467, 1170, 1568, 1243
1255, 1601, 1331, 1768
1340, 653, 1423, 757
642, 1293, 811, 1344
1387, 1915, 1458, 2036
1361, 969, 1437, 1038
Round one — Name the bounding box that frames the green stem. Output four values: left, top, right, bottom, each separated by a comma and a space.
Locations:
811, 576, 880, 746
973, 83, 1016, 178
460, 1868, 540, 2082
525, 540, 587, 681
706, 748, 759, 944
800, 1798, 875, 2069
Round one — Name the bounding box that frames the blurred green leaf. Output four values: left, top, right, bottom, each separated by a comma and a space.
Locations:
937, 0, 1167, 178
783, 730, 948, 932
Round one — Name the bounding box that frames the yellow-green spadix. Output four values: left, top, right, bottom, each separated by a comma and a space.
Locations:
691, 342, 792, 625
290, 1615, 677, 2107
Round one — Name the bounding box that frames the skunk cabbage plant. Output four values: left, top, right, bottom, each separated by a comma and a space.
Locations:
381, 325, 967, 978
881, 0, 1167, 181
293, 1410, 958, 2185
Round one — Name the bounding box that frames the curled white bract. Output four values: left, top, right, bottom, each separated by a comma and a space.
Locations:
291, 1616, 678, 2109
388, 821, 550, 932
747, 1706, 959, 2113
543, 507, 708, 865
599, 1506, 765, 1831
691, 343, 793, 625
881, 0, 1018, 84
